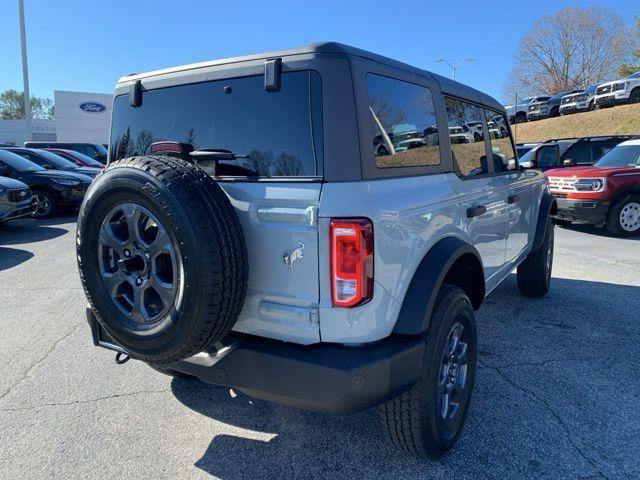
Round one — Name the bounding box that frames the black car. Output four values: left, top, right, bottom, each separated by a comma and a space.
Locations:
0, 176, 34, 224
519, 136, 636, 171
0, 150, 92, 218
2, 147, 101, 178
24, 142, 108, 163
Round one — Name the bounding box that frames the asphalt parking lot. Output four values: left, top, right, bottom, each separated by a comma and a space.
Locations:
1, 216, 639, 480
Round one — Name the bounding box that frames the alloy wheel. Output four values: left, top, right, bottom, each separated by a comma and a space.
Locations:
98, 202, 181, 323
33, 194, 51, 218
438, 322, 469, 421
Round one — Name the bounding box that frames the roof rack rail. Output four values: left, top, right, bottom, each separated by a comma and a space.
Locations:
542, 135, 636, 144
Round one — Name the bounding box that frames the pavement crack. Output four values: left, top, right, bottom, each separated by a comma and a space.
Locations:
0, 389, 169, 412
478, 359, 610, 480
0, 307, 84, 401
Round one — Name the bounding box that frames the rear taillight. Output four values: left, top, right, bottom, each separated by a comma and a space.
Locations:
330, 218, 373, 308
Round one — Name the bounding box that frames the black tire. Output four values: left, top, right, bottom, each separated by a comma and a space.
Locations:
77, 155, 248, 363
605, 195, 640, 237
377, 145, 389, 156
473, 132, 482, 142
379, 284, 477, 457
630, 88, 640, 104
517, 219, 554, 297
588, 100, 595, 111
31, 189, 57, 219
550, 107, 560, 117
514, 112, 527, 124
149, 364, 195, 379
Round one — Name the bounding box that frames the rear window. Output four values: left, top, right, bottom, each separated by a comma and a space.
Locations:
109, 71, 323, 178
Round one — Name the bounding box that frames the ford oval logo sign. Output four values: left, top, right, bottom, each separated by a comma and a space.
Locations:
79, 102, 106, 113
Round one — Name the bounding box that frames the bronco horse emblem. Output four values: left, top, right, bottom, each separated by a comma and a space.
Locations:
283, 242, 304, 272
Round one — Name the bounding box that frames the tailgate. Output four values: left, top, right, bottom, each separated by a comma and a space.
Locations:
221, 182, 322, 344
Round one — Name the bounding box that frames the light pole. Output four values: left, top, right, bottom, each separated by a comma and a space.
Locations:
18, 0, 32, 142
435, 57, 475, 81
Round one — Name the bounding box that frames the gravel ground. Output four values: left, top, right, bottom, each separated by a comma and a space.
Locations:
1, 217, 638, 480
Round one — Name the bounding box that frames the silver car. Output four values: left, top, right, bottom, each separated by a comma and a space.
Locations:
77, 42, 555, 458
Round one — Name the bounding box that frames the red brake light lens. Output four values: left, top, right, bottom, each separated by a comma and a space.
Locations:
330, 218, 374, 308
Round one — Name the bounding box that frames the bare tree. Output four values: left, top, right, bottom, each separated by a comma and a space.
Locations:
505, 7, 632, 98
619, 17, 640, 77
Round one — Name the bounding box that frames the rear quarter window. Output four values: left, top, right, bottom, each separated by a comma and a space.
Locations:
366, 73, 440, 168
109, 71, 323, 178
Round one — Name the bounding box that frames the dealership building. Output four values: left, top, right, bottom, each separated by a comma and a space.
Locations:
0, 90, 112, 146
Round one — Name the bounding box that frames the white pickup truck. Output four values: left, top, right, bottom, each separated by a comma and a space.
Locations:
594, 72, 640, 108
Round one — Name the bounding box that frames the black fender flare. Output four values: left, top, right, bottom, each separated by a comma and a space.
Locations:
532, 191, 556, 253
609, 186, 640, 208
392, 237, 484, 336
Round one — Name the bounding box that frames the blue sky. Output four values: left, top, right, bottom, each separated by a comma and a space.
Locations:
0, 0, 637, 104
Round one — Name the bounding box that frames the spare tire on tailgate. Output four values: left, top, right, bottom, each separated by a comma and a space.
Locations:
77, 155, 248, 363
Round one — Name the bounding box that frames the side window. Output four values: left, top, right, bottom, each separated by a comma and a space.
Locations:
537, 147, 558, 168
484, 110, 517, 172
366, 73, 440, 168
444, 97, 487, 177
563, 144, 593, 165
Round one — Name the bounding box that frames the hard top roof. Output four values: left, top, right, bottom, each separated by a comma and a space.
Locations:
117, 42, 504, 112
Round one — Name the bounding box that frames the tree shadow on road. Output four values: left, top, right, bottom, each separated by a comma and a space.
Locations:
170, 275, 640, 480
0, 246, 34, 271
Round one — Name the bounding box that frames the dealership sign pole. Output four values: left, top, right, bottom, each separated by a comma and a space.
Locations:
18, 0, 32, 141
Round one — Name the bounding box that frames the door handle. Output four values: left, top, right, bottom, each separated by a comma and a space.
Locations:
507, 194, 520, 204
467, 205, 487, 218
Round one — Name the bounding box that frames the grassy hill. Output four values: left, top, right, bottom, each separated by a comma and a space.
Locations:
511, 103, 640, 143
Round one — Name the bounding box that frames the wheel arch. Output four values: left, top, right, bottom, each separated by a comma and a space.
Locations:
609, 185, 640, 208
30, 183, 61, 201
392, 237, 485, 336
532, 191, 556, 253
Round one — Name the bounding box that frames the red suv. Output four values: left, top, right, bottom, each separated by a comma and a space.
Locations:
547, 138, 640, 236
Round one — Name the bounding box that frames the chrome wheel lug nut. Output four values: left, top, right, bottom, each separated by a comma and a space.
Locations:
136, 277, 143, 286
123, 249, 131, 258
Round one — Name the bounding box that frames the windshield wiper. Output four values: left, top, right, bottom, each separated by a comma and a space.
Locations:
189, 148, 248, 161
189, 148, 250, 176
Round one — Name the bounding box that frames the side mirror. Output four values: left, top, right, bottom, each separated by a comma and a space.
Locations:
563, 159, 575, 167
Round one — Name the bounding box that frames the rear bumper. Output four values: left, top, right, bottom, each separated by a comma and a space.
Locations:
87, 309, 425, 414
552, 196, 608, 225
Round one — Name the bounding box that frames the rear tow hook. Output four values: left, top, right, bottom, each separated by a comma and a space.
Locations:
115, 352, 131, 365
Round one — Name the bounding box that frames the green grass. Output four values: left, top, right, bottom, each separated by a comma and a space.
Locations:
512, 103, 640, 143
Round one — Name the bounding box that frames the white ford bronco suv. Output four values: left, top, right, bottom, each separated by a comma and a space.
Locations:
78, 43, 556, 457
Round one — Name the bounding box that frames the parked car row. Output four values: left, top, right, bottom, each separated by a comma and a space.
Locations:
505, 71, 640, 123
373, 119, 508, 156
517, 135, 640, 236
0, 146, 101, 222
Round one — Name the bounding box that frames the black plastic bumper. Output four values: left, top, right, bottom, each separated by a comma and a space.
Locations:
553, 197, 609, 225
595, 95, 627, 108
87, 309, 425, 414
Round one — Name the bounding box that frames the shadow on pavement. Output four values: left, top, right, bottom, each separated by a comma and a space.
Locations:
558, 223, 640, 241
0, 246, 34, 271
170, 274, 640, 480
0, 218, 71, 246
